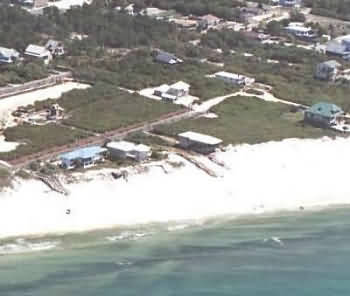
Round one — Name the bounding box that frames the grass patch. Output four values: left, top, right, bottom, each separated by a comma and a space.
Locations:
154, 96, 336, 145
63, 86, 181, 133
0, 124, 89, 160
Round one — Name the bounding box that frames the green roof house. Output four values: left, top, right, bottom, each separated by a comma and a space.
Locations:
304, 102, 344, 127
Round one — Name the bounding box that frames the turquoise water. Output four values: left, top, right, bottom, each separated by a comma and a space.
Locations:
1, 208, 350, 295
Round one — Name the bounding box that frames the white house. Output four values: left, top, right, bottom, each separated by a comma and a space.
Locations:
214, 71, 255, 86
0, 47, 20, 64
24, 44, 52, 64
124, 3, 135, 15
106, 141, 151, 162
45, 40, 64, 57
284, 23, 317, 39
154, 81, 190, 102
178, 131, 222, 154
199, 14, 221, 28
315, 60, 341, 81
162, 81, 190, 102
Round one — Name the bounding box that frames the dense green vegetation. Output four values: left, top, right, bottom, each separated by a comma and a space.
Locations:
0, 167, 12, 189
0, 63, 48, 87
110, 0, 245, 20
154, 96, 335, 145
61, 85, 181, 133
219, 53, 350, 111
75, 50, 238, 99
1, 3, 188, 52
304, 0, 350, 21
0, 124, 88, 160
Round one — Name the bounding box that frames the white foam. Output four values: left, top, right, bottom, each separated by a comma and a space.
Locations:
0, 239, 60, 255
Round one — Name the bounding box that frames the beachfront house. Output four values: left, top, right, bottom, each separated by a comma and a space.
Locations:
178, 131, 223, 154
154, 51, 183, 65
106, 141, 151, 162
45, 40, 64, 57
315, 60, 341, 81
24, 44, 52, 65
284, 23, 317, 40
60, 146, 107, 169
0, 47, 20, 64
214, 71, 255, 86
304, 102, 344, 127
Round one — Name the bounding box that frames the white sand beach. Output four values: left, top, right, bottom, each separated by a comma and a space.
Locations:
0, 136, 349, 239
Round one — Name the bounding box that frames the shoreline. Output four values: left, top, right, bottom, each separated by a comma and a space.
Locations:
1, 136, 350, 240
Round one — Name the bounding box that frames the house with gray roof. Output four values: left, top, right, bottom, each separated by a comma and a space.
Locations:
24, 44, 52, 65
315, 60, 341, 81
154, 51, 183, 65
0, 47, 20, 64
326, 40, 350, 59
304, 102, 344, 127
178, 131, 222, 154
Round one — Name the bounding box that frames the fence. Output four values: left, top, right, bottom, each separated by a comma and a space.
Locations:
0, 72, 72, 99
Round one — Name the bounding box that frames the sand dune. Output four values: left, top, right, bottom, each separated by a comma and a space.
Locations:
0, 136, 349, 239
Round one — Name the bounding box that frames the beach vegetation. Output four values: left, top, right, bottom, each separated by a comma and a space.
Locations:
15, 169, 32, 180
154, 96, 336, 145
0, 167, 12, 190
61, 84, 181, 133
0, 124, 89, 161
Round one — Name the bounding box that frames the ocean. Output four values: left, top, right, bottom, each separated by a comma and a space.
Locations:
1, 207, 350, 295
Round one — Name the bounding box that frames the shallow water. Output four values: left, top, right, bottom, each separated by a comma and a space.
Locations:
1, 207, 350, 295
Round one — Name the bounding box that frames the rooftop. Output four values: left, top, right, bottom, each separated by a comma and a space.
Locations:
307, 102, 343, 118
178, 131, 222, 145
25, 44, 49, 57
107, 141, 150, 152
200, 14, 220, 21
320, 60, 341, 69
214, 71, 244, 80
45, 39, 62, 49
326, 41, 349, 55
155, 51, 181, 64
0, 47, 20, 61
170, 81, 190, 90
60, 146, 107, 161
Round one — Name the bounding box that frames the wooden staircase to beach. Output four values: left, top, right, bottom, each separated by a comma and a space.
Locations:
36, 173, 69, 196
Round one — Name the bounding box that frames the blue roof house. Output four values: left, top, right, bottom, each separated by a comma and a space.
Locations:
60, 146, 107, 169
304, 102, 344, 127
